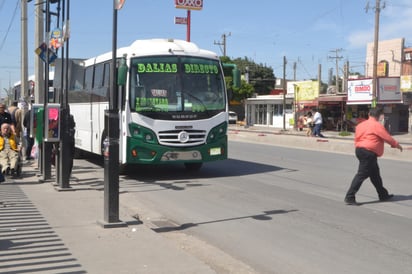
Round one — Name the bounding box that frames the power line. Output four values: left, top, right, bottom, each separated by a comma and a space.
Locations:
0, 0, 6, 13
0, 0, 19, 52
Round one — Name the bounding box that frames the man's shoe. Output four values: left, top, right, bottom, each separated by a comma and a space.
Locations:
379, 194, 394, 202
344, 197, 358, 205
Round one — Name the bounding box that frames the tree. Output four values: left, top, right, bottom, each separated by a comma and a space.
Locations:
232, 57, 275, 95
221, 57, 255, 102
221, 56, 276, 100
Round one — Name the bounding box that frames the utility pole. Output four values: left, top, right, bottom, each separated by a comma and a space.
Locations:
21, 0, 29, 101
293, 62, 297, 81
34, 0, 44, 104
343, 60, 349, 93
318, 63, 322, 96
328, 48, 343, 93
214, 32, 231, 57
282, 56, 287, 131
365, 0, 384, 107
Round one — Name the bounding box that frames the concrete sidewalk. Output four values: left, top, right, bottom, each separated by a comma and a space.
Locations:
0, 161, 243, 274
228, 125, 412, 162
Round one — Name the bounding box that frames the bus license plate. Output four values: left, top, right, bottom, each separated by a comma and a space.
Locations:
161, 151, 202, 161
210, 147, 221, 156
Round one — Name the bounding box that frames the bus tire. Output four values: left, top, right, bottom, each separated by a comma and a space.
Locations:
73, 148, 84, 159
184, 162, 202, 171
119, 163, 128, 175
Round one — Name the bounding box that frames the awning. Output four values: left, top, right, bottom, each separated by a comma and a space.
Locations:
317, 95, 347, 102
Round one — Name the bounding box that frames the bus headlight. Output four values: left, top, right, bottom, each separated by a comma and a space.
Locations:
129, 124, 159, 144
207, 122, 227, 143
145, 134, 153, 142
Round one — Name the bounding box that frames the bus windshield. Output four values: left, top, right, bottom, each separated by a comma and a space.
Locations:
130, 56, 226, 120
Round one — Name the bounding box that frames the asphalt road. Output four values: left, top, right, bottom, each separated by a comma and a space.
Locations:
117, 139, 412, 274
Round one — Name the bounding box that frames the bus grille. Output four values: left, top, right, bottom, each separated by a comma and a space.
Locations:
158, 129, 206, 146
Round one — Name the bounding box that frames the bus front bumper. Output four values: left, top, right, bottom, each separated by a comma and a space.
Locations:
126, 137, 227, 165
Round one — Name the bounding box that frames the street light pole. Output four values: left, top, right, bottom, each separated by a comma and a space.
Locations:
99, 0, 126, 228
21, 0, 29, 102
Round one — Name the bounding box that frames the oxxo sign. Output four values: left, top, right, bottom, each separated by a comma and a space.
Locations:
175, 0, 203, 10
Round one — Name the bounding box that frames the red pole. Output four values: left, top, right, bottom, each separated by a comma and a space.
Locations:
186, 9, 191, 42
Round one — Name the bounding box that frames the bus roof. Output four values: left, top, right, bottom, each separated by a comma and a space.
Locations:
82, 38, 220, 67
129, 39, 219, 59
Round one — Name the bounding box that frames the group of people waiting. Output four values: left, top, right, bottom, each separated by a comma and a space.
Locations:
300, 108, 325, 138
0, 101, 34, 180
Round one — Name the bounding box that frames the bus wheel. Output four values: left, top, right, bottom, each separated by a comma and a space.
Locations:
184, 162, 202, 171
119, 164, 128, 175
73, 148, 84, 159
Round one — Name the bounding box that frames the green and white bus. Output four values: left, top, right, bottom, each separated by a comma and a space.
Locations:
65, 38, 238, 171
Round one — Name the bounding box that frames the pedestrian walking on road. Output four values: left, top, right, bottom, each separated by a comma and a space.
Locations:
344, 108, 403, 205
312, 108, 325, 138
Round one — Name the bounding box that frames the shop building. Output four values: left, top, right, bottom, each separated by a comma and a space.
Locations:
244, 38, 412, 133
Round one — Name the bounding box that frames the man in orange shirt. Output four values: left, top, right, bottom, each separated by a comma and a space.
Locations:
344, 108, 403, 205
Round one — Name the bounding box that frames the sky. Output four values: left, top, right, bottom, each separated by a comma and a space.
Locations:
1, 0, 412, 97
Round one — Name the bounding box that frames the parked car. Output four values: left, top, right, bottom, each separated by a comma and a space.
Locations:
228, 111, 238, 124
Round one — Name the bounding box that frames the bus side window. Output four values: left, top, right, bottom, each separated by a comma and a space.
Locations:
94, 63, 104, 89
84, 66, 93, 91
104, 63, 110, 101
81, 66, 93, 103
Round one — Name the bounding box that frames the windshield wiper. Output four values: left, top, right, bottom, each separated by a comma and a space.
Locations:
179, 90, 210, 114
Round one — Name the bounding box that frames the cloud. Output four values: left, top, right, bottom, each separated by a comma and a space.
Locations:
380, 3, 412, 43
347, 29, 374, 49
347, 2, 412, 49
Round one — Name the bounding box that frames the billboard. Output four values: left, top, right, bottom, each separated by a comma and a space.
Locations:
348, 77, 402, 104
401, 75, 412, 92
287, 81, 319, 101
175, 0, 203, 10
347, 79, 373, 104
377, 77, 402, 103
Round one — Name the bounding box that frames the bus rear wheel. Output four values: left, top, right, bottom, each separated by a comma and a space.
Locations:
184, 162, 202, 171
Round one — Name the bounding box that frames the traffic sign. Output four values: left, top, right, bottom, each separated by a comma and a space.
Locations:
174, 16, 187, 25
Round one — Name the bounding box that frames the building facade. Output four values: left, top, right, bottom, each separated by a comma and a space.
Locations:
244, 38, 412, 133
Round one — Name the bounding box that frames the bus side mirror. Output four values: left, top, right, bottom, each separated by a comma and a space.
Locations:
232, 68, 240, 88
118, 55, 128, 86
